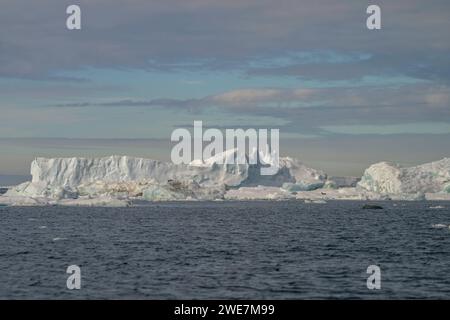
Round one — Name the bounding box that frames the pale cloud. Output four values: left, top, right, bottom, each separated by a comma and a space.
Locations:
424, 89, 450, 107
321, 122, 450, 135
209, 88, 316, 105
211, 89, 284, 104
53, 83, 450, 109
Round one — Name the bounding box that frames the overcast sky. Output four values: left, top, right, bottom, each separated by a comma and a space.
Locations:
0, 0, 449, 179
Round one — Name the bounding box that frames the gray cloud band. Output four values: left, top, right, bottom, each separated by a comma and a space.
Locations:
0, 0, 449, 82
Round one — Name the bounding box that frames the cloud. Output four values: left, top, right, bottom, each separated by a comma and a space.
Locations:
209, 88, 316, 105
51, 83, 450, 136
0, 0, 449, 82
321, 122, 450, 135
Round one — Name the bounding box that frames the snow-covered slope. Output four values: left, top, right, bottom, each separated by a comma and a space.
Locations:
358, 158, 450, 194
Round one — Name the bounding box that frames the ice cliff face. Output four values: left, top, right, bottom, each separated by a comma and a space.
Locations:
7, 155, 246, 200
358, 158, 450, 194
30, 155, 248, 189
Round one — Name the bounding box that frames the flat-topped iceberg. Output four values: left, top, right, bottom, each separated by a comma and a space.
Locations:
2, 151, 328, 204
30, 154, 248, 189
1, 152, 450, 206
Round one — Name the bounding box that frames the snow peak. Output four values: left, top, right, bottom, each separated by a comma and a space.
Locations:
174, 304, 208, 318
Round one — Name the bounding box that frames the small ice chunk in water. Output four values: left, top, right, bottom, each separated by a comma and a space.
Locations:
431, 224, 447, 228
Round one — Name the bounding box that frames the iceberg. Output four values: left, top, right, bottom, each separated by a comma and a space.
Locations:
1, 152, 450, 206
30, 154, 249, 189
1, 150, 325, 204
431, 224, 447, 229
225, 186, 294, 200
281, 181, 324, 192
358, 158, 450, 194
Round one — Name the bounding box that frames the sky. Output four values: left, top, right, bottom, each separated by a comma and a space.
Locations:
0, 0, 449, 181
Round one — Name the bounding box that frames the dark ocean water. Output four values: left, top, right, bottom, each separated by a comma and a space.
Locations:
1, 201, 450, 299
